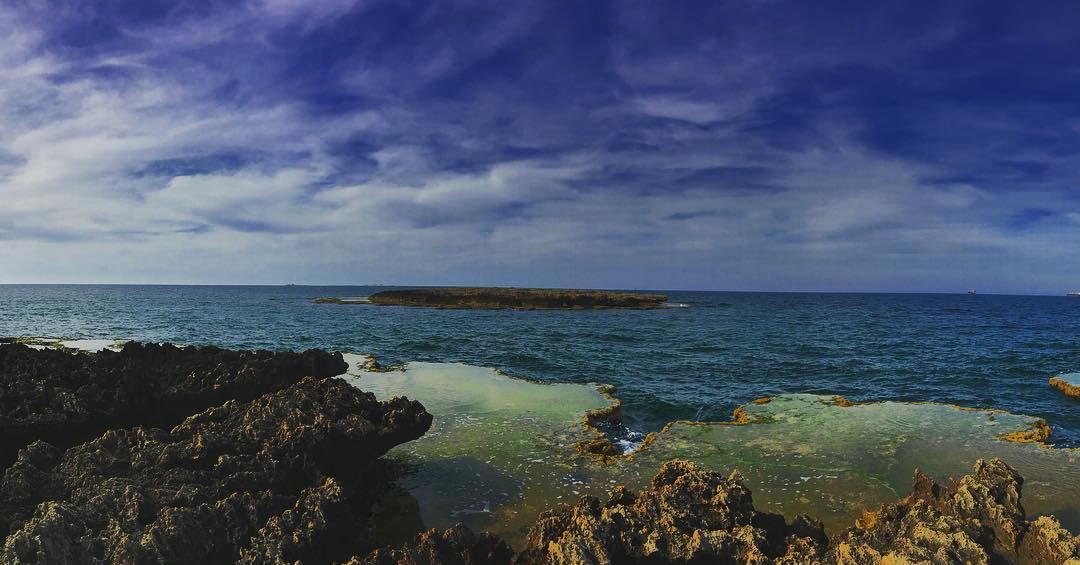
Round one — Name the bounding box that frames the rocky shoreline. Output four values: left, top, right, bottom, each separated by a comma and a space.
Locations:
1, 343, 1077, 564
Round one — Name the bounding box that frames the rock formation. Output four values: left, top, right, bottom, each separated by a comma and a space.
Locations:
832, 459, 1080, 564
0, 342, 347, 466
512, 459, 829, 564
0, 376, 431, 563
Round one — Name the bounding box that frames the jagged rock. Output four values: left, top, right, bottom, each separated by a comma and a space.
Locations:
0, 377, 431, 563
0, 341, 347, 466
358, 525, 516, 565
832, 459, 1080, 565
512, 459, 829, 564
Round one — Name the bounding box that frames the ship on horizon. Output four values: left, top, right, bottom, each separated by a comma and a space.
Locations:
1068, 291, 1080, 298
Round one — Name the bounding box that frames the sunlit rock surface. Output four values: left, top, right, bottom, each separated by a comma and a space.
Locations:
832, 459, 1080, 564
344, 359, 1080, 549
513, 459, 829, 564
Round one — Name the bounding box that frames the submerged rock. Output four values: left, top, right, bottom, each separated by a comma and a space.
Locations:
833, 459, 1080, 564
0, 377, 431, 563
0, 341, 347, 466
513, 459, 829, 564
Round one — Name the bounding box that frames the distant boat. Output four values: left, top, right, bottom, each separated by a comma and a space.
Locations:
1068, 291, 1080, 298
967, 289, 977, 295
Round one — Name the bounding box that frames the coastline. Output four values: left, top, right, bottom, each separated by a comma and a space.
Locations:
1, 339, 1077, 563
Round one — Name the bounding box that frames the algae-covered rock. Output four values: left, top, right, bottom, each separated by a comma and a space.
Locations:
0, 341, 348, 466
1050, 373, 1080, 401
0, 377, 431, 563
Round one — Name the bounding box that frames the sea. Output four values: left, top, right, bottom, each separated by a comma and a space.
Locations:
1, 284, 1077, 446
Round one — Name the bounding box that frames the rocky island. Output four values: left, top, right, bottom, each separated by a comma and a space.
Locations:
1, 342, 1077, 564
357, 287, 669, 309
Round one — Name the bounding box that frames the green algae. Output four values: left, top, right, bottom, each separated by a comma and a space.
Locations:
341, 358, 1080, 547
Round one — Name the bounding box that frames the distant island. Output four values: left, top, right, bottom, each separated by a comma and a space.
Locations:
316, 287, 669, 310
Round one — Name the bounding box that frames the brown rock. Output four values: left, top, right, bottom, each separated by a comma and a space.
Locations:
1049, 376, 1080, 401
832, 459, 1080, 564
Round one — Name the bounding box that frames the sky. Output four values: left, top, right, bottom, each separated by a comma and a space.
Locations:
1, 0, 1079, 293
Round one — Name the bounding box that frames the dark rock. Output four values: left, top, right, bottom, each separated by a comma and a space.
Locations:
0, 376, 431, 563
832, 458, 1080, 564
0, 342, 347, 466
358, 525, 515, 565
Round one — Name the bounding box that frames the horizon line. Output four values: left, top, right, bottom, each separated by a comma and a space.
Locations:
0, 282, 1075, 297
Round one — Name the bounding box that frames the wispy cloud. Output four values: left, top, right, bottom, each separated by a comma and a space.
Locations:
1, 1, 1079, 292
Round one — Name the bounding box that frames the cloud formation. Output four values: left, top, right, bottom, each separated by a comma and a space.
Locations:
1, 0, 1079, 292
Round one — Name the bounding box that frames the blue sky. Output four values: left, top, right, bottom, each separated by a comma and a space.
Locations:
1, 1, 1079, 293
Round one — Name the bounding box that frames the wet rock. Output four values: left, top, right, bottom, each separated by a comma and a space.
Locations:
513, 459, 829, 564
358, 525, 515, 565
832, 459, 1080, 564
1050, 374, 1080, 401
573, 399, 625, 463
0, 341, 347, 466
998, 420, 1053, 444
0, 376, 431, 563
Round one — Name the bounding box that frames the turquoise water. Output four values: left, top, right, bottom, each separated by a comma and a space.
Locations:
1, 285, 1077, 445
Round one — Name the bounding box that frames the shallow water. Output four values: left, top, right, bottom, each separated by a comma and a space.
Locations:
342, 359, 1080, 547
339, 357, 618, 542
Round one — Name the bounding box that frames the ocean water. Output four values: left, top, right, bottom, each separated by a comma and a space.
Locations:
1, 285, 1076, 444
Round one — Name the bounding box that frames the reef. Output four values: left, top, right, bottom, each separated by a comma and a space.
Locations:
0, 341, 347, 466
365, 287, 668, 310
0, 376, 432, 563
1050, 373, 1080, 400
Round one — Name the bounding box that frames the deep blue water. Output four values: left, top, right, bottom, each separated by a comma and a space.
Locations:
1, 285, 1078, 445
